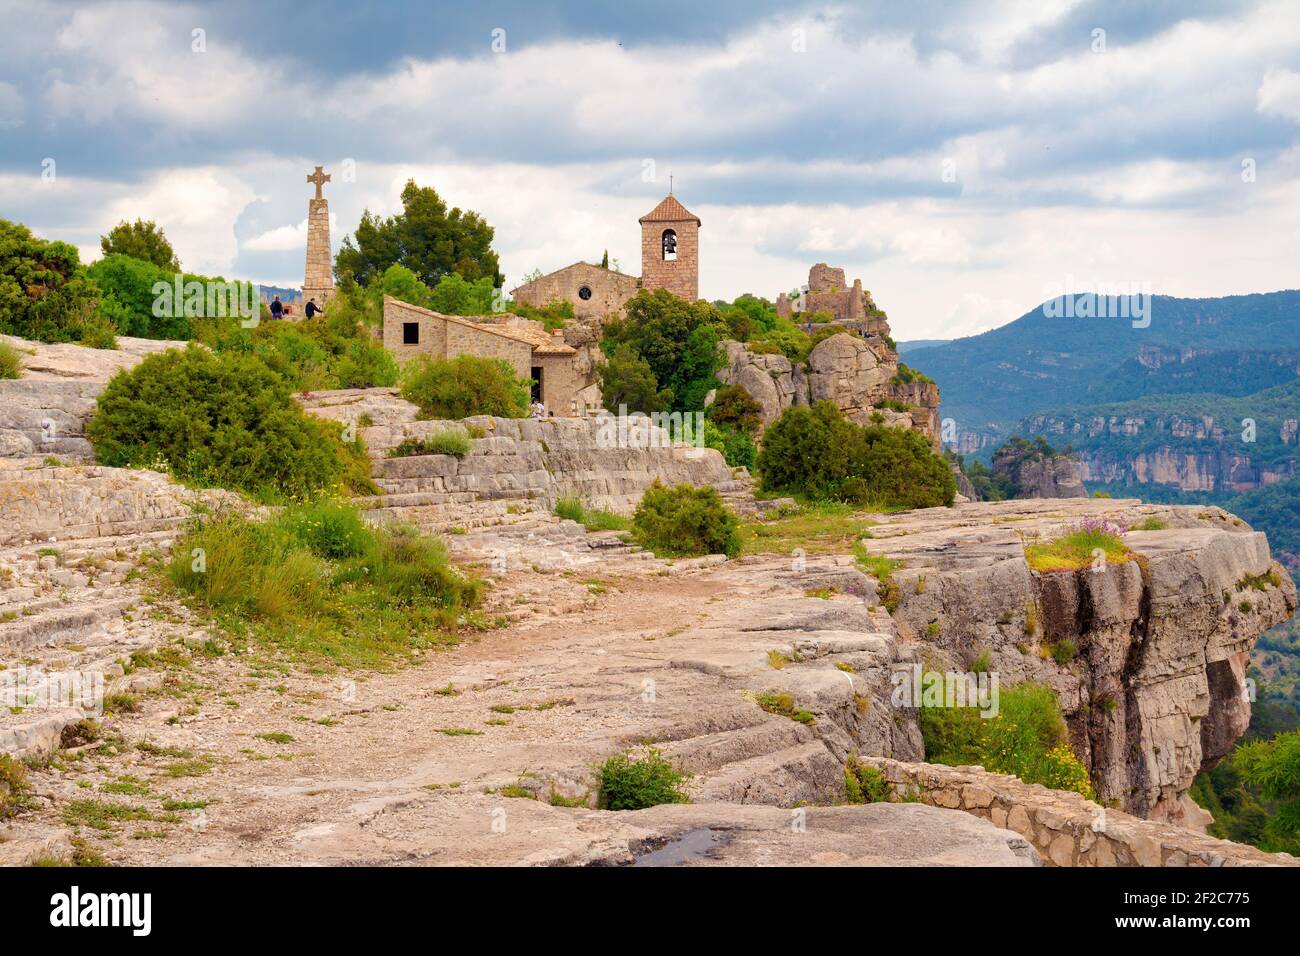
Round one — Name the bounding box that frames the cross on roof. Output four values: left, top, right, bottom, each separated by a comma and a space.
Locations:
307, 165, 331, 199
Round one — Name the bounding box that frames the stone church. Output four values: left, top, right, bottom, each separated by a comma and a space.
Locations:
510, 192, 701, 321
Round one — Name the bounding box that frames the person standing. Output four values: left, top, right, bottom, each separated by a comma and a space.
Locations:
270, 295, 283, 320
305, 298, 323, 319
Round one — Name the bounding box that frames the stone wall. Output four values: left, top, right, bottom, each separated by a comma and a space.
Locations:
863, 757, 1297, 867
382, 298, 533, 377
301, 196, 334, 307
510, 262, 640, 322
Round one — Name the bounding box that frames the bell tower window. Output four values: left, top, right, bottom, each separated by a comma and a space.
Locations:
662, 228, 677, 261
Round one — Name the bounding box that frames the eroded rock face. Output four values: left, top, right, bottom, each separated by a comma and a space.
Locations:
715, 333, 941, 445
867, 498, 1297, 826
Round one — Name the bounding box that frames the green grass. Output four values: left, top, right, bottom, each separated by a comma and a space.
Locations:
1024, 529, 1131, 573
843, 758, 891, 804
752, 691, 816, 725
166, 502, 483, 669
919, 681, 1095, 799
0, 340, 21, 380
597, 748, 690, 810
739, 501, 874, 556
1131, 517, 1169, 531
387, 429, 473, 459
553, 497, 633, 532
63, 798, 176, 832
0, 754, 30, 820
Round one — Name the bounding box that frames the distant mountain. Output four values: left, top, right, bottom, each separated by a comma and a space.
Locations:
896, 338, 950, 354
906, 291, 1300, 453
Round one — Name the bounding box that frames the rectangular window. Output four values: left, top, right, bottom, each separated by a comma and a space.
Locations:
402, 322, 420, 345
531, 366, 543, 403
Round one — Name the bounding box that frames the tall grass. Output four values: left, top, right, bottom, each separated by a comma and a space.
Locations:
553, 496, 632, 532
0, 341, 22, 380
167, 501, 482, 668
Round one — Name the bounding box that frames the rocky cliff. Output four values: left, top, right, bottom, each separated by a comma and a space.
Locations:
990, 439, 1088, 499
716, 334, 941, 444
870, 499, 1296, 826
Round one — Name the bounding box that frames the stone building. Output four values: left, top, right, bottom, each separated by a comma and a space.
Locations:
302, 166, 335, 309
382, 296, 594, 415
509, 192, 701, 319
509, 262, 640, 323
776, 263, 888, 337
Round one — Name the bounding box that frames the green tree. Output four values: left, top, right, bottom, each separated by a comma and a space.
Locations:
0, 219, 106, 345
335, 180, 502, 289
1234, 729, 1300, 854
598, 344, 671, 413
100, 219, 180, 271
602, 289, 724, 414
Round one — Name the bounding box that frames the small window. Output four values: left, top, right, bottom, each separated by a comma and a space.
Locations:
402, 322, 420, 345
577, 286, 592, 301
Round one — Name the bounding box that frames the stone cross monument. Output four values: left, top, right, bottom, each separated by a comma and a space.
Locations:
302, 165, 334, 309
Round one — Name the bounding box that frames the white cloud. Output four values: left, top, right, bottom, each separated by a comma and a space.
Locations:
1258, 67, 1300, 121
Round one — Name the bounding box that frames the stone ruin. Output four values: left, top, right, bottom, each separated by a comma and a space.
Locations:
776, 263, 890, 338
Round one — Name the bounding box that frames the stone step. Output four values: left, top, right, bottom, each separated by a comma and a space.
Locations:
689, 739, 845, 806
0, 595, 137, 653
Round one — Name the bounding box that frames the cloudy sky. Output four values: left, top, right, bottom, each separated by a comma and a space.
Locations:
2, 0, 1298, 339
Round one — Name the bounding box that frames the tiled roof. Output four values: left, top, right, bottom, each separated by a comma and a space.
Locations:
638, 194, 700, 225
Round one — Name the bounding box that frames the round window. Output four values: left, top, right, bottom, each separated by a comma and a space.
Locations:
578, 286, 593, 301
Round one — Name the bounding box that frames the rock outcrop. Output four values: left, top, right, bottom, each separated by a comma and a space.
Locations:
866, 498, 1296, 825
990, 440, 1088, 499
299, 388, 745, 513
716, 334, 940, 444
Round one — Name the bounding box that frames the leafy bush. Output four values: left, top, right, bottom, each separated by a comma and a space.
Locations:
757, 401, 955, 509
399, 354, 530, 420
388, 429, 473, 458
1229, 729, 1300, 854
632, 481, 741, 558
706, 384, 764, 436
843, 758, 891, 804
597, 747, 690, 810
167, 505, 481, 668
702, 419, 756, 468
919, 682, 1095, 799
86, 346, 345, 499
89, 254, 260, 341
0, 340, 22, 379
0, 218, 106, 345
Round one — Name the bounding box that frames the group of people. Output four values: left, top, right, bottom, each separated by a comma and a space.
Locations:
267, 295, 324, 320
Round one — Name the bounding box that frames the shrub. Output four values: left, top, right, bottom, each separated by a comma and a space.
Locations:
388, 429, 473, 459
919, 682, 1095, 799
400, 354, 530, 420
275, 499, 373, 559
632, 482, 741, 558
702, 419, 756, 469
86, 346, 345, 499
757, 401, 955, 509
0, 218, 103, 344
0, 340, 22, 379
100, 219, 180, 271
597, 747, 690, 810
843, 758, 891, 804
706, 384, 763, 436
